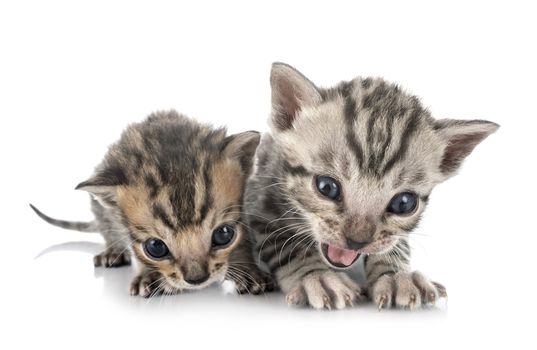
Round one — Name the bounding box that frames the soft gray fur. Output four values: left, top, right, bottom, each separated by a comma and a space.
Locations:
244, 63, 498, 309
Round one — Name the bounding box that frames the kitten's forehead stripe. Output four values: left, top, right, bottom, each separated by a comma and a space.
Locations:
363, 83, 401, 174
283, 161, 311, 177
380, 107, 421, 176
331, 79, 429, 177
145, 173, 159, 198
198, 159, 213, 224
152, 204, 176, 231
113, 112, 243, 231
341, 82, 365, 168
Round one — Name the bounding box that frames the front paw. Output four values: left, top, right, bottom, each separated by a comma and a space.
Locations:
93, 248, 131, 268
370, 271, 447, 310
130, 270, 175, 298
228, 267, 276, 295
286, 270, 365, 310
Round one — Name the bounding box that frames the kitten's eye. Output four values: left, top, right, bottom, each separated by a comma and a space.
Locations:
315, 176, 341, 200
387, 192, 418, 215
144, 238, 169, 259
212, 225, 235, 248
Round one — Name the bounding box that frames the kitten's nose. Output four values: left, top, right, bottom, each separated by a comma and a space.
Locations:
346, 238, 370, 250
184, 274, 210, 285
182, 260, 210, 285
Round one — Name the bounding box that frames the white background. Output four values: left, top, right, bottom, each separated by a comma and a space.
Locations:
1, 1, 535, 349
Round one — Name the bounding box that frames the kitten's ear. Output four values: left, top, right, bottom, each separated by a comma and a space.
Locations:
75, 172, 123, 207
434, 119, 499, 177
270, 62, 322, 131
221, 131, 261, 172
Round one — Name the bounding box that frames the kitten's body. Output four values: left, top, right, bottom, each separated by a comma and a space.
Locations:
32, 110, 272, 297
245, 63, 498, 309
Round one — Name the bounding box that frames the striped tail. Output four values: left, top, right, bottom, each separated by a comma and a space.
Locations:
29, 204, 98, 233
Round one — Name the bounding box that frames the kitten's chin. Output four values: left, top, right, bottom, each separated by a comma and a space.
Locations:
320, 243, 361, 269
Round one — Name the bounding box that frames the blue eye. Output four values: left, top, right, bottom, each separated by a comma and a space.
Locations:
212, 225, 235, 247
387, 192, 418, 215
144, 238, 169, 259
316, 176, 341, 200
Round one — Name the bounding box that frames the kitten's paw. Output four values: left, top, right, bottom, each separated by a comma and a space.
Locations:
130, 271, 165, 298
231, 269, 276, 295
286, 270, 365, 310
130, 271, 180, 298
370, 271, 447, 310
93, 249, 131, 268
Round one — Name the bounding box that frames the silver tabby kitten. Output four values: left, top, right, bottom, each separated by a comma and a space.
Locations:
31, 111, 272, 297
245, 63, 498, 309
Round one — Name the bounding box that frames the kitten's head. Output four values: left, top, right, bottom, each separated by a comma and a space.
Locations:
77, 112, 260, 290
267, 63, 498, 269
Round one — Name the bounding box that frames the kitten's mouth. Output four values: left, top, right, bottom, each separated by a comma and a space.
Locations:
321, 243, 361, 269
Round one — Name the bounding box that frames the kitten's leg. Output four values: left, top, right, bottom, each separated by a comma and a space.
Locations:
226, 237, 275, 295
256, 226, 365, 309
130, 267, 178, 298
93, 238, 131, 267
90, 198, 132, 268
365, 237, 447, 309
276, 254, 366, 309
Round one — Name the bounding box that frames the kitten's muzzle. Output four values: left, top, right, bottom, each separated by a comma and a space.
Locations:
184, 274, 210, 286
181, 260, 210, 286
346, 238, 371, 250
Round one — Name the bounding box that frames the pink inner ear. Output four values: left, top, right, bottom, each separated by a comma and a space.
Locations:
440, 132, 487, 174
273, 82, 301, 131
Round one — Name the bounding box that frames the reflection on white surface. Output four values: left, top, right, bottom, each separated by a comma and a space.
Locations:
32, 240, 449, 314
3, 1, 536, 347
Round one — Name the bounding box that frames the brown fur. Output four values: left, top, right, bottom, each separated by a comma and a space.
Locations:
31, 110, 273, 297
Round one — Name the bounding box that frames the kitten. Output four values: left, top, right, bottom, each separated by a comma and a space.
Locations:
31, 110, 272, 297
245, 63, 498, 309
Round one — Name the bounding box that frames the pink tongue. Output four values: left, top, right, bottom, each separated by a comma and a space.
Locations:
327, 245, 359, 266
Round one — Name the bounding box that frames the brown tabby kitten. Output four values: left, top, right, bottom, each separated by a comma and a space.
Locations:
31, 110, 272, 297
245, 63, 498, 309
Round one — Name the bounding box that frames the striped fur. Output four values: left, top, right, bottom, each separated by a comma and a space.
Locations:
245, 63, 498, 309
31, 110, 272, 297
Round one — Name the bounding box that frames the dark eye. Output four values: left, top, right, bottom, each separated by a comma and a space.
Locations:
315, 176, 341, 200
144, 238, 169, 259
212, 225, 235, 247
387, 192, 418, 215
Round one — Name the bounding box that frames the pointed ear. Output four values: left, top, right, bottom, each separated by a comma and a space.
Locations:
75, 168, 127, 207
434, 119, 499, 177
75, 179, 115, 194
270, 62, 322, 131
221, 131, 261, 173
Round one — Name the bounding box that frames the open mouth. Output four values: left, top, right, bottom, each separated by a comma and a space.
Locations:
321, 243, 361, 268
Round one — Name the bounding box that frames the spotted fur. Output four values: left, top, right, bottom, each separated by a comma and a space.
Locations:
245, 63, 498, 309
31, 110, 273, 297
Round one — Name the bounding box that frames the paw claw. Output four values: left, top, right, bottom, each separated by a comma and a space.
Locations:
322, 295, 332, 310
378, 295, 387, 310
370, 271, 446, 310
428, 291, 436, 304
286, 270, 364, 310
344, 294, 353, 307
